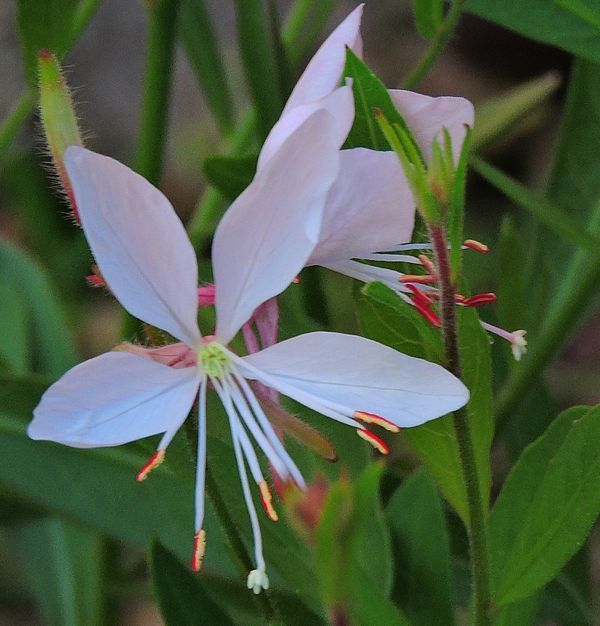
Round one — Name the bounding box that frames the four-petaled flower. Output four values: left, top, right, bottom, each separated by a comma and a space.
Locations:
29, 114, 468, 590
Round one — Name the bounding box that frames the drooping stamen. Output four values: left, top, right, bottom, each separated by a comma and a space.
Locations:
464, 239, 489, 254
191, 529, 206, 572
259, 481, 279, 521
399, 274, 436, 284
413, 299, 442, 327
405, 283, 434, 306
354, 411, 400, 433
462, 292, 497, 307
136, 450, 165, 482
418, 255, 437, 276
356, 428, 389, 454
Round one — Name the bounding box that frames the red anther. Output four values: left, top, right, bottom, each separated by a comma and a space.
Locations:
399, 274, 436, 284
464, 239, 489, 254
259, 481, 279, 521
292, 275, 301, 284
405, 283, 434, 306
191, 529, 206, 572
136, 450, 165, 482
354, 411, 400, 433
413, 299, 442, 327
418, 254, 437, 276
356, 428, 389, 455
462, 292, 497, 307
454, 293, 466, 303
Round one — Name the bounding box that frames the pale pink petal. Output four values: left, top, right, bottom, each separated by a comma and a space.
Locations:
388, 91, 474, 164
28, 351, 200, 447
65, 147, 201, 346
240, 332, 468, 427
213, 110, 342, 343
258, 85, 354, 171
308, 148, 415, 265
283, 4, 363, 114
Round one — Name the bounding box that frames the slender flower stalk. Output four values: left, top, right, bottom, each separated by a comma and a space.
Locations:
430, 224, 492, 626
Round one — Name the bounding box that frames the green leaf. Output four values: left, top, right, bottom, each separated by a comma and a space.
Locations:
234, 0, 283, 140
473, 72, 561, 150
14, 517, 106, 626
179, 0, 235, 136
16, 0, 97, 87
490, 405, 600, 605
493, 594, 541, 626
358, 283, 493, 522
0, 282, 29, 375
465, 0, 600, 64
203, 155, 257, 201
151, 540, 235, 626
386, 470, 454, 626
0, 239, 76, 377
343, 49, 421, 154
413, 0, 444, 38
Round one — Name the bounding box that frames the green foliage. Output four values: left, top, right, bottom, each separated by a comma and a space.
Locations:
179, 0, 235, 136
358, 283, 493, 523
314, 463, 409, 625
387, 470, 454, 626
0, 239, 76, 377
490, 405, 600, 606
203, 155, 258, 202
15, 518, 106, 626
343, 49, 421, 153
465, 0, 600, 63
151, 541, 235, 626
412, 0, 445, 39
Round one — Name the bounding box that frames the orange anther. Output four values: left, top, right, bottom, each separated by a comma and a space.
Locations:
418, 255, 437, 276
136, 450, 165, 482
413, 300, 442, 327
399, 274, 436, 284
464, 239, 489, 254
354, 411, 400, 433
191, 529, 206, 572
405, 283, 434, 306
259, 481, 279, 521
356, 429, 389, 455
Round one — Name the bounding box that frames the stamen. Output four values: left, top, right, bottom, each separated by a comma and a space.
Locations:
354, 411, 400, 433
136, 450, 165, 482
405, 283, 434, 306
462, 293, 497, 307
413, 300, 442, 327
464, 239, 489, 254
356, 428, 389, 455
418, 255, 437, 276
259, 481, 279, 521
399, 274, 436, 284
191, 529, 206, 572
292, 275, 301, 284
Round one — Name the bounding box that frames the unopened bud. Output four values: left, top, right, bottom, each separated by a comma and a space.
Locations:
38, 49, 83, 219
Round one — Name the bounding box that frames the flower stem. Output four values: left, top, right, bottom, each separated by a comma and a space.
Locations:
0, 92, 35, 161
403, 0, 466, 90
429, 224, 492, 626
122, 0, 179, 340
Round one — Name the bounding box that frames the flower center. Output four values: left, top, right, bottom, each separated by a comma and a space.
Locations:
198, 341, 232, 378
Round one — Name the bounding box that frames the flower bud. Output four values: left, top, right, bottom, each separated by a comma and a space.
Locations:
38, 49, 83, 219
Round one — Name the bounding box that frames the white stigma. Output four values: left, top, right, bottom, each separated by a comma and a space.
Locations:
510, 330, 528, 362
247, 568, 270, 594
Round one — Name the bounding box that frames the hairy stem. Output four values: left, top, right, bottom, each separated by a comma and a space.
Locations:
403, 0, 466, 89
430, 224, 492, 626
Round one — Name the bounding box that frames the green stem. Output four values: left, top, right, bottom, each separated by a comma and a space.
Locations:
0, 92, 35, 158
403, 0, 466, 90
496, 198, 600, 433
70, 0, 104, 43
430, 225, 492, 626
122, 0, 179, 340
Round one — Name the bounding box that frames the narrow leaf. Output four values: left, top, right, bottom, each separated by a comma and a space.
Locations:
412, 0, 444, 39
